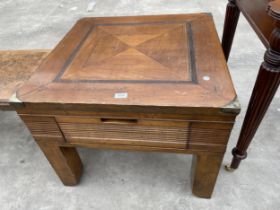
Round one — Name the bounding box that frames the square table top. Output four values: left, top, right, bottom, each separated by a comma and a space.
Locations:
14, 14, 238, 114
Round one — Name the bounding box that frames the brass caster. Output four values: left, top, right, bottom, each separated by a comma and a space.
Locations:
225, 164, 235, 172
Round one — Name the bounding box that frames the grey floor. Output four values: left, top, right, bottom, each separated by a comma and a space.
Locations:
0, 0, 280, 209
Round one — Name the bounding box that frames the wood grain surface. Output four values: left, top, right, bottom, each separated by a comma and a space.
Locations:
237, 0, 274, 48
0, 50, 49, 109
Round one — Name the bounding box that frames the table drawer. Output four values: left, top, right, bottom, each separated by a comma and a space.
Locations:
21, 115, 233, 152
56, 116, 190, 149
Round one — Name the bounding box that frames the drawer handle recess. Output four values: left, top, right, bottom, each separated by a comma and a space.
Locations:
100, 118, 138, 124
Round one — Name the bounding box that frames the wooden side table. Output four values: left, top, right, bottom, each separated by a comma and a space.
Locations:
1, 14, 240, 198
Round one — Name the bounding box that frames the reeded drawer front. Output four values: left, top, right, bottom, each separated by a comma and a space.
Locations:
21, 115, 63, 138
20, 115, 233, 152
56, 116, 190, 149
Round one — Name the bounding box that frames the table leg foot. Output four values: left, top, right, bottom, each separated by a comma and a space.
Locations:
36, 141, 83, 186
225, 164, 235, 172
191, 153, 224, 198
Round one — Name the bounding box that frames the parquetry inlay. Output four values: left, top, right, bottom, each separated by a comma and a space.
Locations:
60, 22, 192, 82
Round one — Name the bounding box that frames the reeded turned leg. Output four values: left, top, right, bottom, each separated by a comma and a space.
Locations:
227, 62, 280, 170
36, 141, 83, 185
191, 153, 224, 198
222, 0, 240, 61
227, 3, 280, 170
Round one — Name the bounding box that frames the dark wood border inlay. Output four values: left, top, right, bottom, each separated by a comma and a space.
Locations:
187, 22, 197, 83
54, 27, 95, 82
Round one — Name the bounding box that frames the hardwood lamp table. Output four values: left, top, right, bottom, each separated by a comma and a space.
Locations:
0, 14, 240, 198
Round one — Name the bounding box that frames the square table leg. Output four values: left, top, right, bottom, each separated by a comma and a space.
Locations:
36, 141, 83, 186
191, 153, 224, 198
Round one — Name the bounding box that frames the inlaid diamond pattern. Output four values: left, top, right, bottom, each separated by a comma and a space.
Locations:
60, 22, 191, 82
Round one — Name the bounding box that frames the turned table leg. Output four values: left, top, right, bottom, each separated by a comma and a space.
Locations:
228, 63, 280, 170
36, 141, 83, 185
191, 153, 224, 198
222, 0, 240, 61
227, 4, 280, 170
